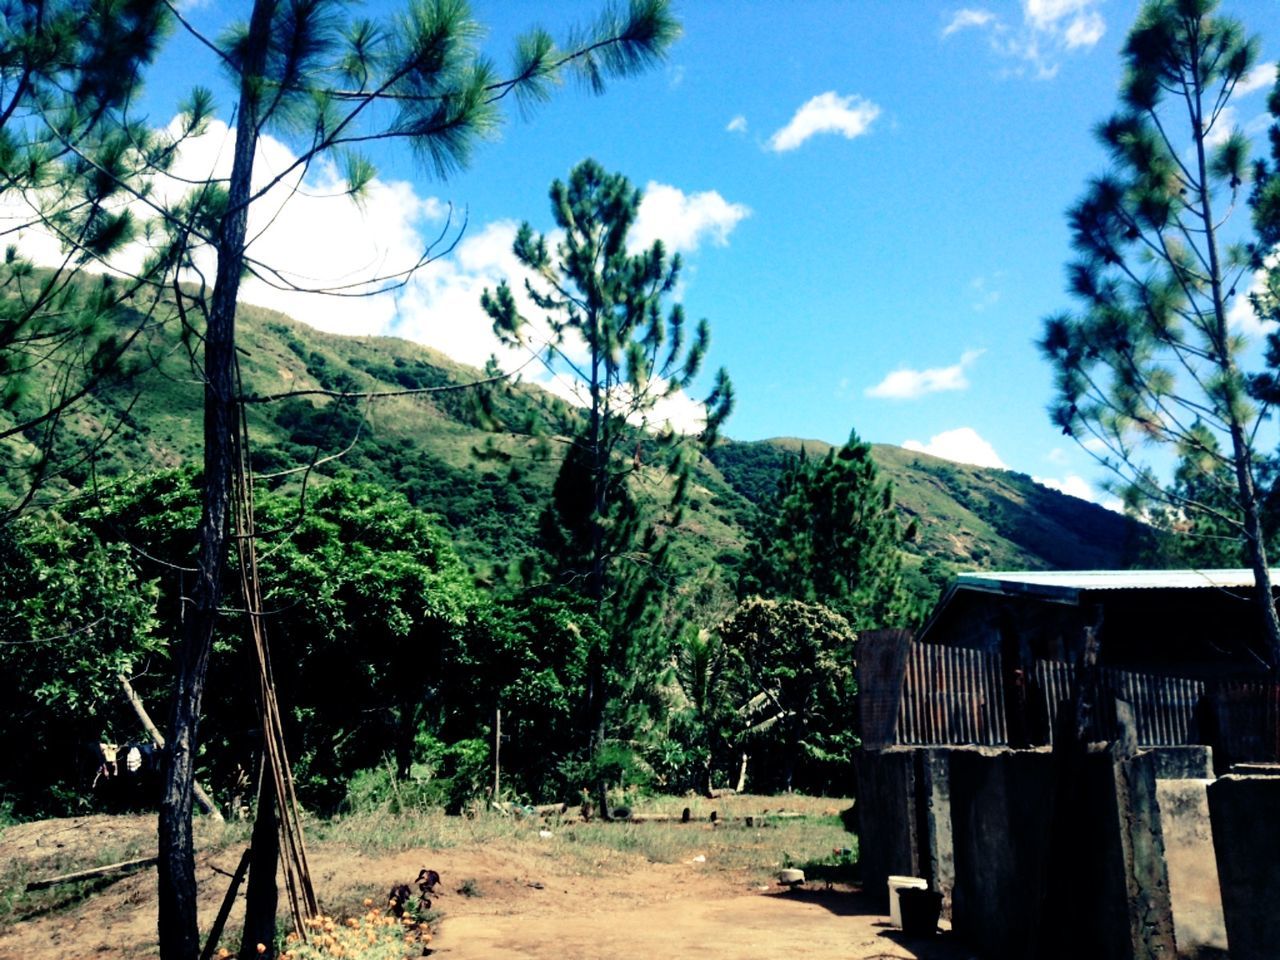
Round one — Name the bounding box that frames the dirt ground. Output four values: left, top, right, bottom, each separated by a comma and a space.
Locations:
0, 812, 976, 960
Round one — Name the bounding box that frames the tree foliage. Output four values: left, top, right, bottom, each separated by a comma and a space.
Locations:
0, 0, 207, 518
1038, 0, 1280, 668
740, 430, 917, 630
0, 514, 163, 814
716, 597, 857, 794
482, 158, 733, 814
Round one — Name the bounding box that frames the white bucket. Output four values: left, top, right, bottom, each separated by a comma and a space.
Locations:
888, 875, 929, 928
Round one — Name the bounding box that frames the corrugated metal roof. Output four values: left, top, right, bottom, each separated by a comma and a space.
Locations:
956, 568, 1265, 600
917, 569, 1272, 640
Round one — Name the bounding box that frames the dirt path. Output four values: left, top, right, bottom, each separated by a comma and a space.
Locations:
0, 813, 976, 960
433, 887, 974, 960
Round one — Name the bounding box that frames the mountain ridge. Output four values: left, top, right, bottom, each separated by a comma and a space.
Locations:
1, 300, 1150, 602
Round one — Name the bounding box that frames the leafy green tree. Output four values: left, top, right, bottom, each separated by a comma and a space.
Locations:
1141, 421, 1264, 568
482, 158, 733, 816
253, 480, 480, 792
716, 597, 857, 793
462, 595, 599, 802
740, 431, 916, 630
1038, 0, 1280, 668
0, 515, 163, 814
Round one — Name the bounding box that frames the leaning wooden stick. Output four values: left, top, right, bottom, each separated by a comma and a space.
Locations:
118, 674, 224, 822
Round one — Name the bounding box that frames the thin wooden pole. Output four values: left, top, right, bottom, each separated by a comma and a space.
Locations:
26, 856, 158, 890
493, 708, 501, 801
199, 848, 252, 960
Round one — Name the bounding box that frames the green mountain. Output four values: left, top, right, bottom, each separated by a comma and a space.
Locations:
2, 302, 1148, 598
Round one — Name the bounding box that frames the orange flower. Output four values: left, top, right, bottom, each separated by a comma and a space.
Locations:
256, 944, 267, 955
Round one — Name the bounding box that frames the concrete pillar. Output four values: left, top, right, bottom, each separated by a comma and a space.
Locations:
1112, 749, 1177, 960
918, 748, 955, 915
853, 749, 920, 910
1154, 778, 1227, 957
1208, 768, 1280, 959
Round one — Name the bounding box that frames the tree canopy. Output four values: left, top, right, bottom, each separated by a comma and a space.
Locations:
740, 430, 917, 631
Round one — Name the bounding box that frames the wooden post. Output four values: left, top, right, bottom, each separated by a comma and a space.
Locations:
26, 856, 158, 890
493, 708, 501, 801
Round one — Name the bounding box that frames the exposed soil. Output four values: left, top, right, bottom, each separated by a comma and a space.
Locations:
0, 813, 975, 960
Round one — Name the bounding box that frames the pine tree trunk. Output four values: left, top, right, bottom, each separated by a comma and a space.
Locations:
240, 768, 279, 960
157, 3, 274, 956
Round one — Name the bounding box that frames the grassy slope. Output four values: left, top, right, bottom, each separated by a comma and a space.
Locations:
2, 302, 1147, 589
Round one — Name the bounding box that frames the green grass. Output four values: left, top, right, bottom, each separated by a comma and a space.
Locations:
315, 793, 857, 889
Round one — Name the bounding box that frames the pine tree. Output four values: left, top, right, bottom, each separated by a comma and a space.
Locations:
740, 431, 915, 630
114, 6, 687, 956
1038, 0, 1280, 669
0, 0, 196, 517
483, 158, 733, 817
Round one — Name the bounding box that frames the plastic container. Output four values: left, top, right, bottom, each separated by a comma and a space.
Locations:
888, 875, 928, 928
898, 888, 943, 937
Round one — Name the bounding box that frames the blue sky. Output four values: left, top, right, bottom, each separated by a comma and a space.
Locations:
107, 1, 1280, 504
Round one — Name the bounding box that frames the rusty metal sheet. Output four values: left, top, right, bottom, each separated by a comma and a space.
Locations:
889, 642, 1220, 750
856, 628, 914, 750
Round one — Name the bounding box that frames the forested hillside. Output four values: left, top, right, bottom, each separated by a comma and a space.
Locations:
3, 301, 1149, 594
0, 289, 1159, 822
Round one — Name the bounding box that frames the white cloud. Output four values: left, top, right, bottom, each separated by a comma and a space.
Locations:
866, 349, 985, 400
903, 427, 1008, 469
1034, 472, 1123, 512
1226, 270, 1275, 339
943, 9, 996, 37
630, 182, 751, 254
1237, 62, 1277, 96
1046, 447, 1069, 465
943, 0, 1104, 78
0, 117, 449, 339
1063, 11, 1104, 49
767, 92, 881, 153
1, 117, 730, 435
726, 115, 748, 134
1024, 0, 1093, 30
970, 274, 1001, 311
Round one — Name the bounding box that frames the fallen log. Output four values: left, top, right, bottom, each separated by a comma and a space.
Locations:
25, 856, 158, 891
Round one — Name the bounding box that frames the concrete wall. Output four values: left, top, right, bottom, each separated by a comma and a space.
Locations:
918, 749, 955, 913
948, 749, 1057, 958
1208, 770, 1280, 960
861, 744, 1215, 959
947, 746, 1182, 960
854, 749, 919, 910
1148, 745, 1213, 780
1156, 778, 1228, 959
